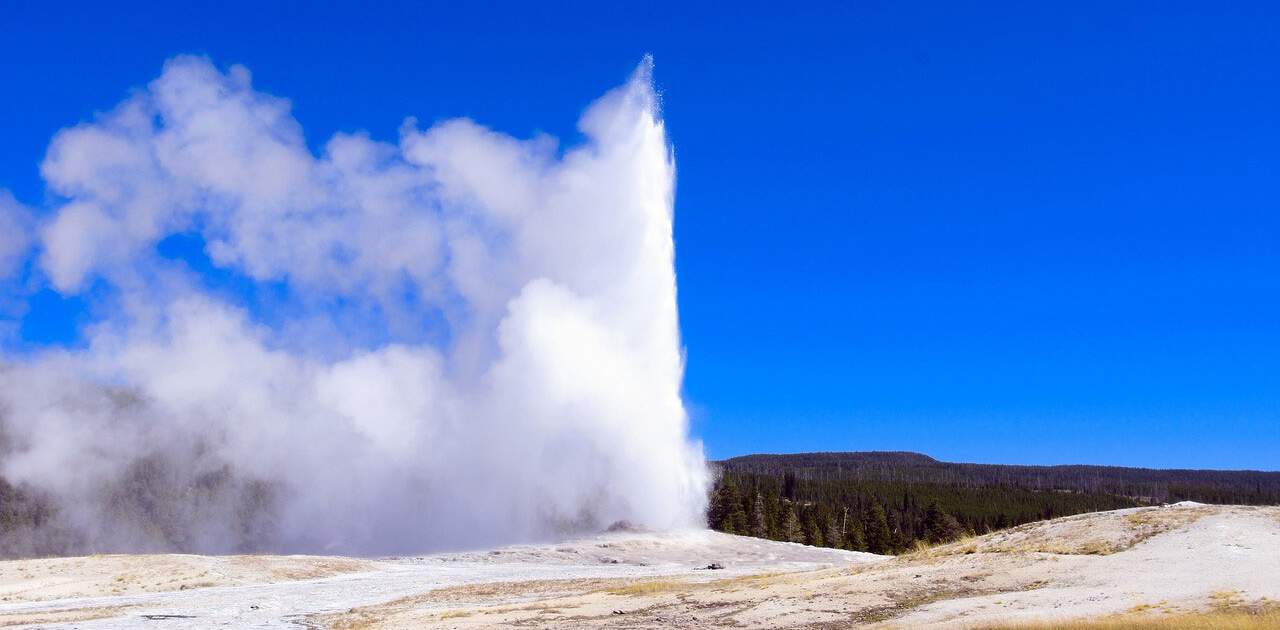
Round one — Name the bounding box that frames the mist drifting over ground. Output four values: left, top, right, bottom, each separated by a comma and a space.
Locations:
0, 56, 709, 555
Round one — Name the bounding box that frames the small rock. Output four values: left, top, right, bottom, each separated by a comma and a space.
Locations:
612, 609, 626, 615
704, 563, 725, 570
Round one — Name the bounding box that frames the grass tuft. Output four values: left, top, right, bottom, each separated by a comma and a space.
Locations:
979, 602, 1280, 630
603, 580, 688, 596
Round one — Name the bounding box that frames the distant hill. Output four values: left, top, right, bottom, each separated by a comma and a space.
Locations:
717, 451, 1280, 505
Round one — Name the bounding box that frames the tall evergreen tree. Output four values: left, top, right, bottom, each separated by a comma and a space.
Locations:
750, 493, 768, 538
782, 471, 798, 500
863, 502, 893, 554
804, 512, 824, 547
845, 516, 866, 551
782, 506, 803, 543
708, 477, 747, 534
923, 500, 964, 544
824, 513, 843, 549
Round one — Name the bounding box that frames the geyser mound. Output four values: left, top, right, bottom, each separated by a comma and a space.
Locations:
0, 56, 709, 555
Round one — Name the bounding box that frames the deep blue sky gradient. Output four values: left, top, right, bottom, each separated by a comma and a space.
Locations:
2, 2, 1277, 469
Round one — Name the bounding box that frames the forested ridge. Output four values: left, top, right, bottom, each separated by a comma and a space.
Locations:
707, 451, 1280, 554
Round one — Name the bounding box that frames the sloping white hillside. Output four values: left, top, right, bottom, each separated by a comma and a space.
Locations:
0, 503, 1275, 628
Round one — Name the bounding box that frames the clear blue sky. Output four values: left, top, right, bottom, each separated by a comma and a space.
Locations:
2, 2, 1277, 470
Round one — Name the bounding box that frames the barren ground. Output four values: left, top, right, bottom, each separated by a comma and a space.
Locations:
0, 502, 1274, 628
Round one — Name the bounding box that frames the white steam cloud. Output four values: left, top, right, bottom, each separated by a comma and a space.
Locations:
0, 192, 32, 281
0, 56, 708, 555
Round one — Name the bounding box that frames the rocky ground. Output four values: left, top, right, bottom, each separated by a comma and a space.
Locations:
0, 502, 1274, 628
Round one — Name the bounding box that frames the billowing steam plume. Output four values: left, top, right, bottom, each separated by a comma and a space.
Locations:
0, 56, 708, 555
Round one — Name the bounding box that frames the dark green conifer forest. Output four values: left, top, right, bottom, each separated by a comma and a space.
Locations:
706, 452, 1280, 553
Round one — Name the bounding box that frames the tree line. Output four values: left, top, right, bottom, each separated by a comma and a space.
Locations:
709, 469, 1137, 553
707, 453, 1280, 553
722, 452, 1280, 505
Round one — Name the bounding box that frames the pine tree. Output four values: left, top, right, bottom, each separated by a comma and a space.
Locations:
770, 495, 788, 540
824, 513, 843, 549
782, 472, 798, 500
923, 500, 964, 544
708, 477, 746, 534
750, 493, 768, 538
803, 509, 824, 547
863, 502, 893, 554
729, 501, 748, 535
845, 516, 866, 551
782, 506, 803, 543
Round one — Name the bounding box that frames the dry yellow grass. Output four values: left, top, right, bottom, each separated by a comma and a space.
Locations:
708, 570, 795, 589
321, 575, 696, 628
0, 606, 132, 627
1210, 589, 1247, 610
900, 534, 980, 561
980, 598, 1280, 630
601, 579, 688, 596
1045, 540, 1120, 556
977, 609, 1280, 629
1124, 602, 1167, 615
600, 570, 817, 597
901, 529, 1121, 558
329, 614, 378, 630
910, 507, 1215, 559
1121, 508, 1213, 545
605, 567, 837, 596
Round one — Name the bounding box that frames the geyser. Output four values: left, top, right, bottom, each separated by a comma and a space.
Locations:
0, 56, 709, 555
